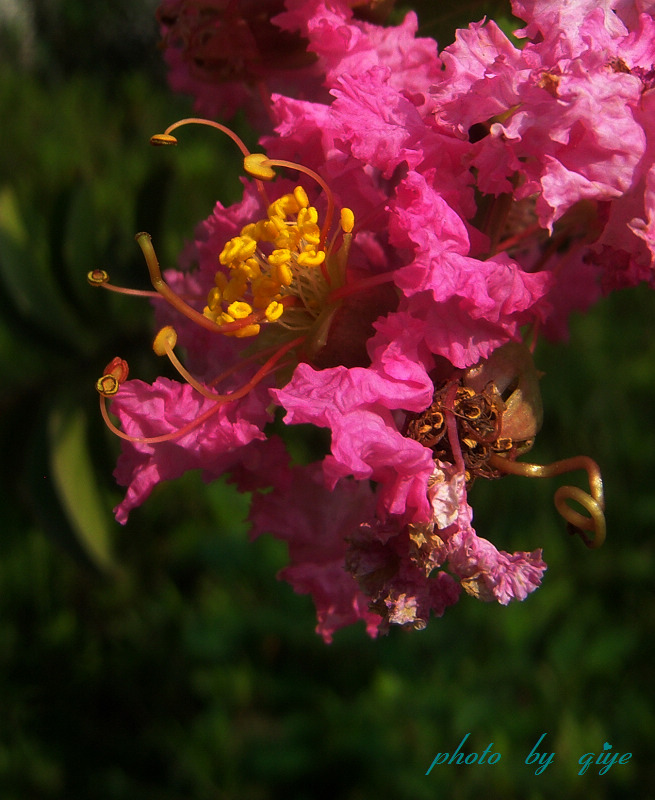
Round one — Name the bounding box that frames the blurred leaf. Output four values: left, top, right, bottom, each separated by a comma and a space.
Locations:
0, 185, 92, 353
46, 394, 118, 575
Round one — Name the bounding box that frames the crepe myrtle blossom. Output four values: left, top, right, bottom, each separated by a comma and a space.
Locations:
429, 0, 655, 336
88, 0, 655, 638
156, 0, 401, 121
89, 87, 606, 639
159, 0, 655, 322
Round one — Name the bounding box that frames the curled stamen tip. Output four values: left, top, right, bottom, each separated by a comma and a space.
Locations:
244, 153, 276, 181
87, 269, 109, 286
153, 325, 178, 356
150, 133, 178, 146
96, 356, 129, 396
96, 375, 121, 397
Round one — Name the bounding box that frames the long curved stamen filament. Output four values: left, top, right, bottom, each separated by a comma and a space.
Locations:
97, 335, 305, 445
99, 391, 224, 444
488, 453, 605, 548
243, 155, 335, 283
258, 158, 334, 249
135, 232, 277, 335
154, 117, 251, 156
87, 269, 160, 298
153, 326, 218, 400
151, 117, 269, 206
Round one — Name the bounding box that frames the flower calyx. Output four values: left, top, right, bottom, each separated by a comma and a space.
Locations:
406, 342, 605, 548
406, 342, 542, 483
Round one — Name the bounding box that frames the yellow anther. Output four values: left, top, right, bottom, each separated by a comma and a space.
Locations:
234, 323, 260, 338
220, 235, 257, 265
220, 237, 241, 265
227, 301, 253, 319
87, 269, 110, 286
214, 272, 228, 290
217, 311, 236, 326
223, 277, 248, 303
150, 133, 178, 146
267, 200, 282, 219
207, 286, 222, 311
96, 375, 120, 397
269, 195, 296, 217
274, 262, 294, 286
274, 227, 301, 250
265, 301, 284, 322
153, 325, 178, 356
240, 258, 261, 279
250, 219, 275, 242
300, 227, 321, 247
294, 186, 309, 208
252, 276, 281, 298
298, 206, 319, 227
283, 196, 301, 215
268, 248, 292, 267
229, 265, 251, 285
244, 153, 276, 180
266, 214, 287, 234
341, 207, 355, 234
297, 248, 326, 267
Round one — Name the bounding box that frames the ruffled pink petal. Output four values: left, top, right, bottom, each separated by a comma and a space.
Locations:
249, 464, 382, 642
111, 378, 272, 523
271, 362, 435, 521
386, 172, 550, 366
277, 3, 441, 110
447, 527, 548, 605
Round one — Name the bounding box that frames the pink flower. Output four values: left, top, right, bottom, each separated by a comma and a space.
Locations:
249, 463, 382, 642
110, 377, 279, 523
156, 0, 427, 120
94, 0, 628, 638
429, 2, 655, 328
271, 361, 435, 522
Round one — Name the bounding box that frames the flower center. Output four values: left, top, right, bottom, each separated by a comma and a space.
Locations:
90, 117, 389, 447
205, 185, 335, 342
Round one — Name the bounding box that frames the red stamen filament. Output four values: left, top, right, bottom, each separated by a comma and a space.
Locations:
327, 271, 397, 303
444, 382, 467, 475
488, 453, 605, 548
100, 335, 305, 444
494, 223, 544, 255
207, 338, 299, 388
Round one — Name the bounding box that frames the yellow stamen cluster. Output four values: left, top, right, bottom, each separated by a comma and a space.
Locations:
203, 186, 328, 337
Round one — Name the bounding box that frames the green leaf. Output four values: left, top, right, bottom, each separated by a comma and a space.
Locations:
0, 185, 93, 353
47, 396, 118, 575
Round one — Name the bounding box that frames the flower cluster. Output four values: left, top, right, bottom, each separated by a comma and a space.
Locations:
91, 0, 654, 640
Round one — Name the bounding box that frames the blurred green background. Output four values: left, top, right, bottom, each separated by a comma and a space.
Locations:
1, 2, 653, 798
